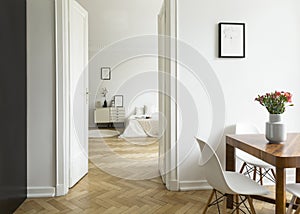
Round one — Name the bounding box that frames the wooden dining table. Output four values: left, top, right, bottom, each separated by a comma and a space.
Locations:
226, 133, 300, 214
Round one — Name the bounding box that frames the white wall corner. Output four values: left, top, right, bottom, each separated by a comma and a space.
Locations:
166, 180, 180, 191
55, 184, 68, 196
27, 186, 56, 198
179, 180, 212, 191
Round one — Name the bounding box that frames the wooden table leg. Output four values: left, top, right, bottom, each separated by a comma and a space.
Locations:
226, 143, 235, 209
276, 167, 286, 214
226, 144, 236, 172
296, 168, 300, 204
296, 168, 300, 183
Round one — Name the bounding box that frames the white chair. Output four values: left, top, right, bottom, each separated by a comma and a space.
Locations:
286, 184, 300, 214
235, 123, 276, 185
196, 138, 269, 214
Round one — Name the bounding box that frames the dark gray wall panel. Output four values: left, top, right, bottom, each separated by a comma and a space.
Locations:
0, 0, 27, 213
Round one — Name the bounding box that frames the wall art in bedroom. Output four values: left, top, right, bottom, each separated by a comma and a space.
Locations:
101, 67, 111, 80
114, 95, 123, 107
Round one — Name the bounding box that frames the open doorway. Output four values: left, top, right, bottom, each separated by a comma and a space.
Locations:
56, 0, 167, 195
79, 0, 163, 181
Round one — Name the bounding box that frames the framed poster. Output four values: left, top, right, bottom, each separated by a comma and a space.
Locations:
219, 22, 245, 58
114, 95, 123, 107
101, 67, 111, 80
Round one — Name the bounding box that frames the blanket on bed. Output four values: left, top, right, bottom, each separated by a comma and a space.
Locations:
120, 116, 159, 138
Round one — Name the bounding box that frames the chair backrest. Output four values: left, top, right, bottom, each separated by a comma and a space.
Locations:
235, 123, 259, 134
196, 138, 233, 194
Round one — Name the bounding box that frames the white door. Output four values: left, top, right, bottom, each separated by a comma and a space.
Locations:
69, 0, 89, 188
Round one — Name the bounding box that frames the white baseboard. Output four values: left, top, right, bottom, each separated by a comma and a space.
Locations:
27, 186, 56, 198
179, 169, 296, 191
179, 180, 212, 191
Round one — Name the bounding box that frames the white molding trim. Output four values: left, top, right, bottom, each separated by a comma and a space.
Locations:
178, 172, 296, 191
55, 0, 70, 196
166, 179, 180, 191
55, 184, 67, 197
164, 0, 179, 192
27, 187, 56, 198
179, 180, 212, 191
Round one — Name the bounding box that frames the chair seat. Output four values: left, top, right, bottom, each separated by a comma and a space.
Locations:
286, 183, 300, 198
236, 149, 274, 169
224, 171, 270, 195
196, 137, 269, 213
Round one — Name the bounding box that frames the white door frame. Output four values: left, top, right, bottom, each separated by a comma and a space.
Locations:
162, 0, 179, 191
158, 0, 178, 190
55, 0, 70, 196
158, 4, 167, 184
54, 0, 178, 196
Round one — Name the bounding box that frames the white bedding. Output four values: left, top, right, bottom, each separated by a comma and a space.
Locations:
120, 114, 159, 138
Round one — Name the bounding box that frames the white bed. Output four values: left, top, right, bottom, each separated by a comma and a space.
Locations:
120, 113, 159, 138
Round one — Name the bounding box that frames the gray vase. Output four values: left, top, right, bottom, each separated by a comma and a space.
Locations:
265, 114, 287, 143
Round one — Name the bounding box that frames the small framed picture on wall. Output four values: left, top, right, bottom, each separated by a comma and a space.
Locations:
114, 95, 123, 107
219, 22, 245, 58
101, 67, 111, 80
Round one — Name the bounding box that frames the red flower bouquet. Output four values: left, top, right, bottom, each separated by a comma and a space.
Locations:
255, 91, 293, 114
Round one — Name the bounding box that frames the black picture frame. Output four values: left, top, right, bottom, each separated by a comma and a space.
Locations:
219, 22, 245, 58
114, 95, 123, 107
101, 67, 111, 80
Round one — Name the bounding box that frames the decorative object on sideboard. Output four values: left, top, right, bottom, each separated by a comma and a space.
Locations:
219, 22, 245, 58
103, 100, 107, 108
135, 105, 145, 116
255, 91, 293, 143
95, 101, 101, 108
111, 100, 115, 107
114, 95, 123, 107
101, 67, 111, 80
101, 87, 108, 107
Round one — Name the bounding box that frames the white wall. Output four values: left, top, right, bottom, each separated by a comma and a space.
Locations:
27, 0, 56, 197
90, 57, 159, 115
76, 0, 162, 127
177, 0, 300, 188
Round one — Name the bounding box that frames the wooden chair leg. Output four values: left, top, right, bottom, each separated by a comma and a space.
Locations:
259, 167, 263, 185
247, 196, 256, 214
235, 194, 239, 214
239, 162, 247, 173
223, 195, 227, 214
202, 189, 215, 214
287, 195, 297, 214
253, 167, 257, 182
295, 205, 300, 214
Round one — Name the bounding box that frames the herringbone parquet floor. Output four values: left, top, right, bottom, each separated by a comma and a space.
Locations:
15, 137, 279, 214
89, 136, 160, 180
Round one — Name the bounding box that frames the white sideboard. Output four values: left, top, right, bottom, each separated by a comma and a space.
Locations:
94, 107, 125, 126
